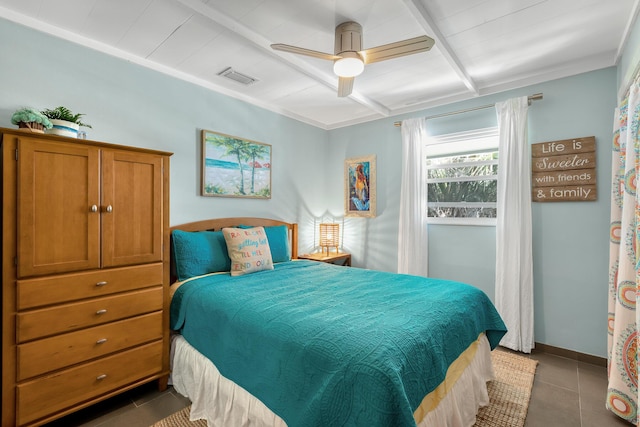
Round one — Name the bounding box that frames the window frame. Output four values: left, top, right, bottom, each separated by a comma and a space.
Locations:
425, 127, 499, 226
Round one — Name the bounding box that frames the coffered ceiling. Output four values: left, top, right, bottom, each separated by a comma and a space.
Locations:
0, 0, 637, 129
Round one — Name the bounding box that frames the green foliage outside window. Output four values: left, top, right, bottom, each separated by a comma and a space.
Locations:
427, 151, 498, 218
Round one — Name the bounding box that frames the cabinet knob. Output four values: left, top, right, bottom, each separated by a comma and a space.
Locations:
96, 338, 108, 344
95, 281, 108, 287
95, 309, 108, 315
105, 205, 113, 213
96, 374, 107, 381
90, 205, 98, 212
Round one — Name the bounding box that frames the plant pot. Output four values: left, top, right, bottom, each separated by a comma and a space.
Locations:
17, 122, 45, 133
46, 119, 80, 138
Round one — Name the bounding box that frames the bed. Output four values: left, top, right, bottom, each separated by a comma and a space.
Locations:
168, 217, 507, 427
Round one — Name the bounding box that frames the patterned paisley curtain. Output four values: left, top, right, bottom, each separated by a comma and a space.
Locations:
608, 77, 640, 424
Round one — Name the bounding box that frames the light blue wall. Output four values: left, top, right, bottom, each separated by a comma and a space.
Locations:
618, 11, 640, 95
0, 18, 328, 253
329, 68, 617, 358
0, 16, 626, 358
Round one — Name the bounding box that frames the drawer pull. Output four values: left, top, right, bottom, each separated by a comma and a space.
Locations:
96, 374, 107, 380
96, 338, 108, 344
95, 281, 108, 287
95, 309, 108, 315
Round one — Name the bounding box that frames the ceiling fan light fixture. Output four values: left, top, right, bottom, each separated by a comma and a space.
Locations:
271, 21, 434, 97
333, 53, 364, 77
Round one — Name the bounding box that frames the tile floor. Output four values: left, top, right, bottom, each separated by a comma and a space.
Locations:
42, 349, 631, 427
524, 350, 630, 427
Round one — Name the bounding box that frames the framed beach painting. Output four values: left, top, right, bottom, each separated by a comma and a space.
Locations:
345, 155, 376, 217
201, 130, 272, 199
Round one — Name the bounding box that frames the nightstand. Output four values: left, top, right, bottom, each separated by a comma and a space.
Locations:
298, 252, 351, 266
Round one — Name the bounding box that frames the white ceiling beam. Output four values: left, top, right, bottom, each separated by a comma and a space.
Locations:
174, 0, 390, 117
402, 0, 479, 95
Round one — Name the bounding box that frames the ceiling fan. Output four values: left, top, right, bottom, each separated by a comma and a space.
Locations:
271, 21, 435, 97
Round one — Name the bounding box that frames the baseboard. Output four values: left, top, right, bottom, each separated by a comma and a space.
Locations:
533, 342, 607, 367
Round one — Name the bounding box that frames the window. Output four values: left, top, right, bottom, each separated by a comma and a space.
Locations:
425, 127, 499, 225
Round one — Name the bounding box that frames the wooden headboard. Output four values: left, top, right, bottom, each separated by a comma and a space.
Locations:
169, 217, 298, 282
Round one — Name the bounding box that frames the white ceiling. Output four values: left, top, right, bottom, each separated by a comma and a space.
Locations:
0, 0, 637, 129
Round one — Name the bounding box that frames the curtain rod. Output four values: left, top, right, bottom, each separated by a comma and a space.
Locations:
393, 93, 543, 127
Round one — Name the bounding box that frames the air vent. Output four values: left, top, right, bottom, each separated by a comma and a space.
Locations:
217, 67, 258, 86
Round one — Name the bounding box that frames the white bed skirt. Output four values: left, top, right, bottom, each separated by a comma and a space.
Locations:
170, 334, 494, 427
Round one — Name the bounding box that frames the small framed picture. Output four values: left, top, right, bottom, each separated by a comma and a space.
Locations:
201, 130, 271, 199
345, 155, 376, 217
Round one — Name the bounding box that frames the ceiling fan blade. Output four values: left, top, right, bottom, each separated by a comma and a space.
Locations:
360, 35, 435, 64
338, 76, 354, 97
271, 44, 340, 61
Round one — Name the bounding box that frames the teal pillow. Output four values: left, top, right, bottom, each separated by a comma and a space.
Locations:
238, 225, 291, 263
171, 230, 231, 281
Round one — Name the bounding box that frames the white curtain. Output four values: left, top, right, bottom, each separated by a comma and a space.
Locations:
398, 117, 429, 276
494, 97, 534, 353
607, 80, 640, 425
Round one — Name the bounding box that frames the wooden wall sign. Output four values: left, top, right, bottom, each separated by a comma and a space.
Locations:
531, 136, 596, 202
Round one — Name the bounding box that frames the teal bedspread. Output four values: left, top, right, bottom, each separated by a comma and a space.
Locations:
171, 260, 506, 427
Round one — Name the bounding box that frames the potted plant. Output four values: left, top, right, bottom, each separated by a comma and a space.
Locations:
41, 106, 92, 138
10, 108, 53, 133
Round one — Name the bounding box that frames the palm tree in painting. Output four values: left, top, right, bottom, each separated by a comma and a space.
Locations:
245, 143, 270, 194
208, 135, 251, 195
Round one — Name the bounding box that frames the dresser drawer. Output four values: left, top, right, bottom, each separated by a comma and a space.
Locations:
17, 263, 163, 309
17, 341, 163, 426
17, 287, 163, 342
17, 312, 162, 381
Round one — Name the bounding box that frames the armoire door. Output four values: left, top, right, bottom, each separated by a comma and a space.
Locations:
17, 138, 101, 277
101, 150, 163, 267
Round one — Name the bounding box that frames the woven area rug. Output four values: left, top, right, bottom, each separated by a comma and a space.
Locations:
152, 349, 537, 427
152, 406, 206, 427
473, 349, 538, 427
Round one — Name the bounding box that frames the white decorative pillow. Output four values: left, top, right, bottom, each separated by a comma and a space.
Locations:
222, 226, 274, 276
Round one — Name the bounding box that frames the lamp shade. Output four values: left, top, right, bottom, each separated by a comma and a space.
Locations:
319, 223, 340, 254
333, 53, 364, 77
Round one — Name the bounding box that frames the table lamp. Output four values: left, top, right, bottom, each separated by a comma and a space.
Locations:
319, 223, 340, 254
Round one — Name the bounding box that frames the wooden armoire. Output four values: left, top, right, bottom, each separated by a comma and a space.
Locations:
0, 128, 172, 426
